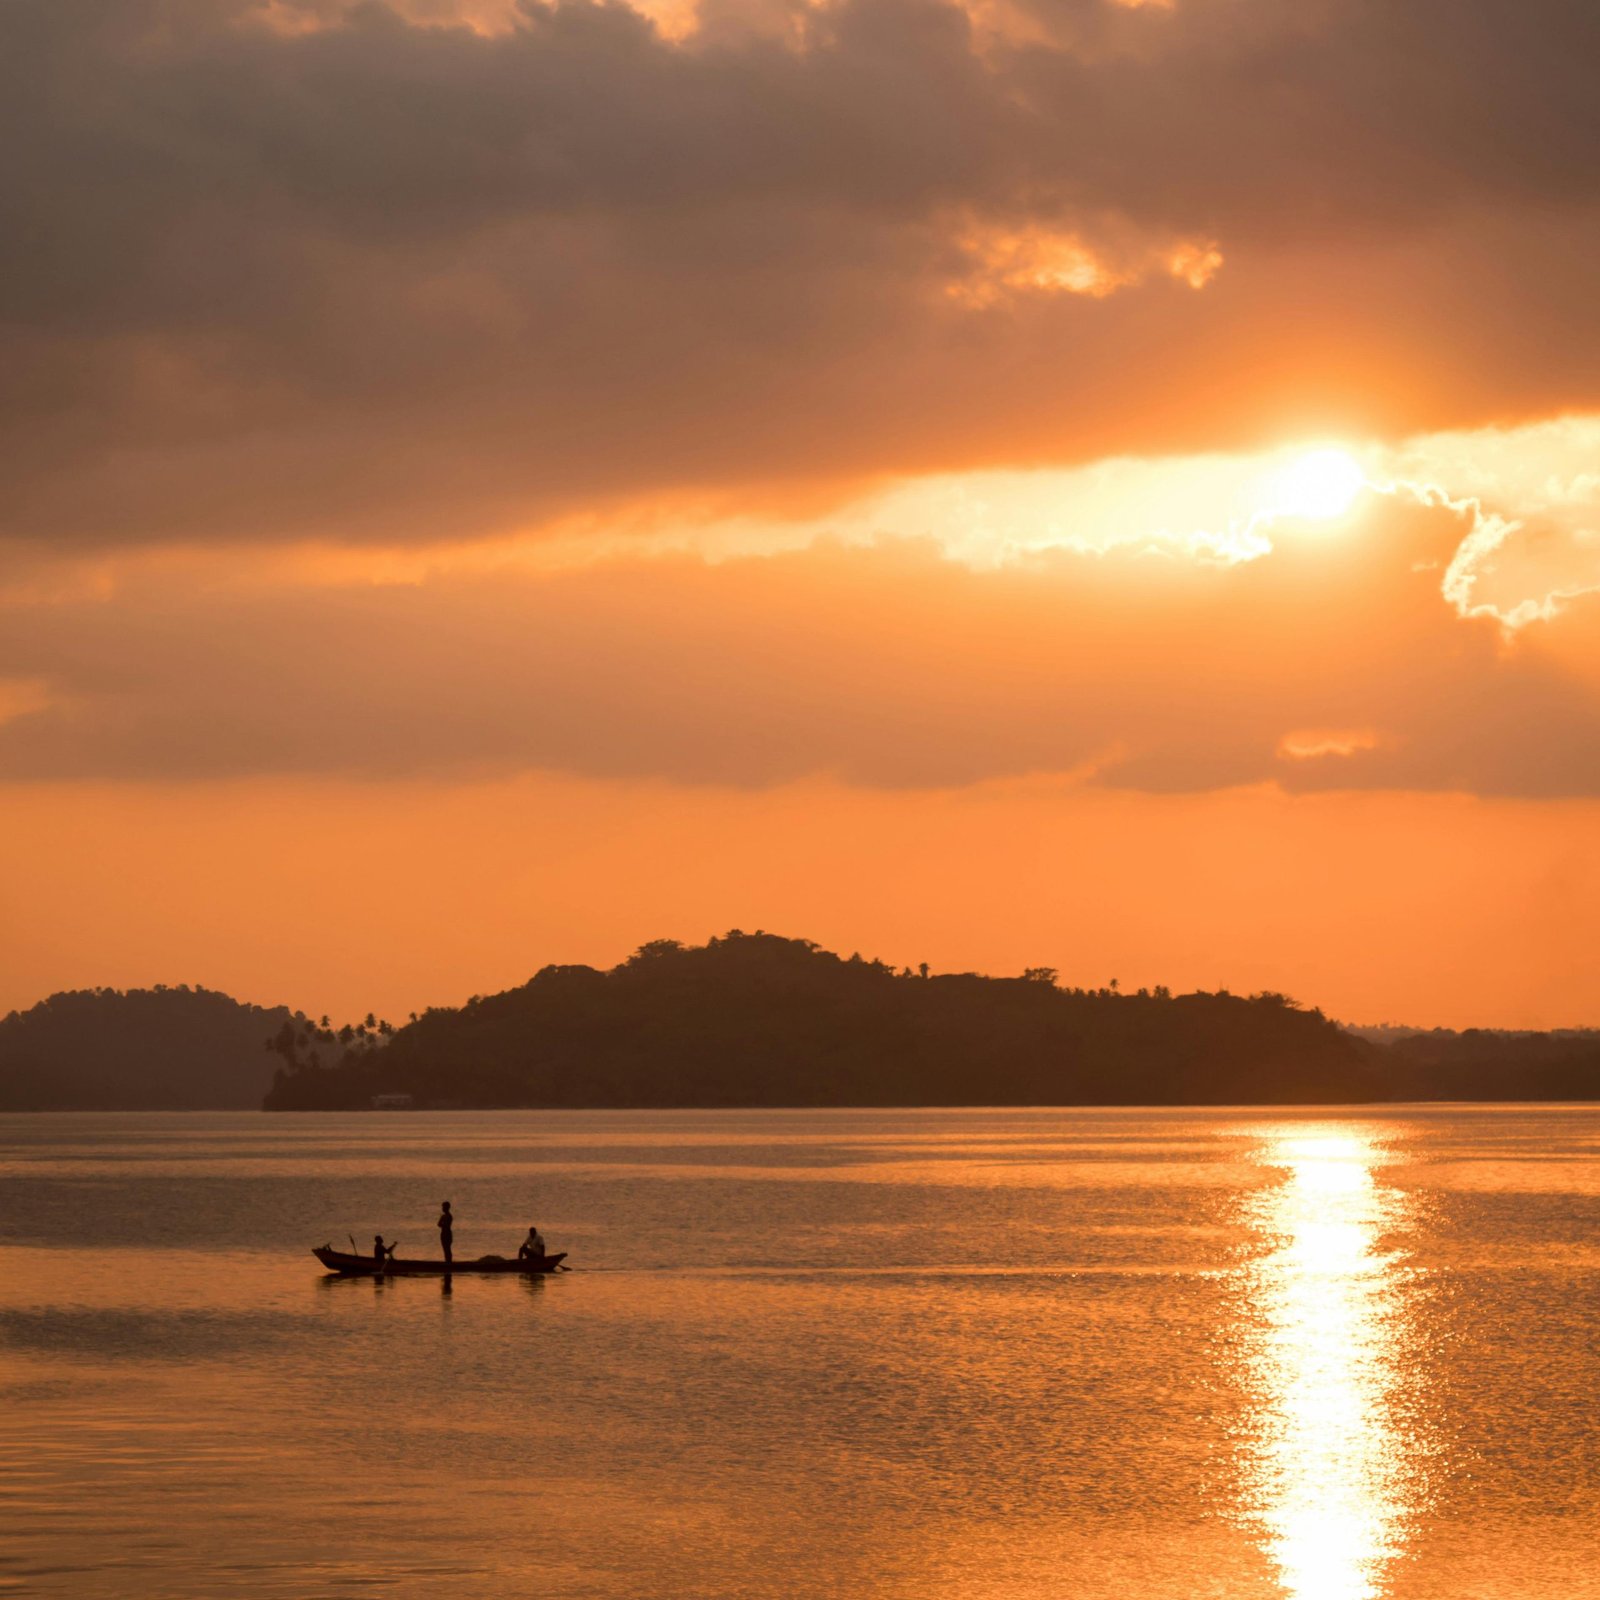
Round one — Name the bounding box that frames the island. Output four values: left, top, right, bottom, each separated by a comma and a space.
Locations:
6, 936, 1594, 1112
0, 985, 297, 1110
263, 931, 1386, 1109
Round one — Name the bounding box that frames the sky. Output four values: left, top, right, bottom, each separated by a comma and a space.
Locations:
3, 0, 1599, 1027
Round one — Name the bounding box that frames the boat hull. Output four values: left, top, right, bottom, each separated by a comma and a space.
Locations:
313, 1246, 567, 1276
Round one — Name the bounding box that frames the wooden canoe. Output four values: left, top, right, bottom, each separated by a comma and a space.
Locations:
313, 1245, 568, 1276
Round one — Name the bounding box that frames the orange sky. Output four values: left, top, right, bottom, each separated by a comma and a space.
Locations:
3, 777, 1598, 1029
3, 0, 1600, 1028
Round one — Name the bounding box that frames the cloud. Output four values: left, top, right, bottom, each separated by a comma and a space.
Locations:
2, 0, 1599, 552
3, 488, 1599, 794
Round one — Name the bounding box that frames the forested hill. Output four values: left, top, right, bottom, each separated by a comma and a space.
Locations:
0, 986, 295, 1110
1377, 1026, 1600, 1101
263, 932, 1382, 1110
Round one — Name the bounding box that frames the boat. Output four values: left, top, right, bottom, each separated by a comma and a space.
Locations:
313, 1245, 568, 1277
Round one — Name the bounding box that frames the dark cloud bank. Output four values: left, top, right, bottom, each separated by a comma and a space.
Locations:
6, 0, 1599, 800
2, 0, 1599, 551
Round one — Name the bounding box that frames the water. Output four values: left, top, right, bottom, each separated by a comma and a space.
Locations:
2, 1107, 1598, 1599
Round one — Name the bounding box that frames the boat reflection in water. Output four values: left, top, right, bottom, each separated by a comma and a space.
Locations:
1239, 1127, 1423, 1600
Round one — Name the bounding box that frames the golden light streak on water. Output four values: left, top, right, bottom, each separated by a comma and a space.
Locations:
1242, 1128, 1418, 1600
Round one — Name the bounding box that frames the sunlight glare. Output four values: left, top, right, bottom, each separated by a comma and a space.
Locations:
1240, 1126, 1417, 1600
1266, 448, 1368, 522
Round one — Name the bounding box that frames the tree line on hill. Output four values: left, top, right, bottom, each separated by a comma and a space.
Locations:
264, 931, 1379, 1109
263, 931, 1600, 1109
1377, 1026, 1600, 1101
4, 934, 1598, 1111
0, 985, 294, 1110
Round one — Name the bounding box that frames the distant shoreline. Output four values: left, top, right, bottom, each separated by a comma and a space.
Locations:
264, 934, 1600, 1113
8, 1099, 1600, 1121
6, 936, 1597, 1113
9, 1098, 1600, 1115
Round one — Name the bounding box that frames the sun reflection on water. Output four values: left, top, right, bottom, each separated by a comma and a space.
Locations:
1241, 1128, 1418, 1600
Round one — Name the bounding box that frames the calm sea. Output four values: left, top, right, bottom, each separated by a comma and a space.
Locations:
2, 1107, 1598, 1598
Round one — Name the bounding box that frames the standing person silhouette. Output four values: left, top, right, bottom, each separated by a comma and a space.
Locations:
437, 1201, 454, 1265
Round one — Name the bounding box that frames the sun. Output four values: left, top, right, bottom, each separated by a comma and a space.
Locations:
1265, 447, 1367, 521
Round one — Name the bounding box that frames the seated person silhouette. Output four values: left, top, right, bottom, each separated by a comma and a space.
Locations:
517, 1225, 546, 1262
372, 1234, 397, 1265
